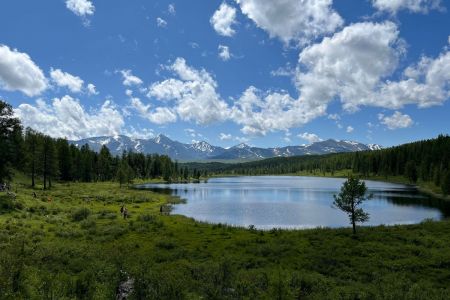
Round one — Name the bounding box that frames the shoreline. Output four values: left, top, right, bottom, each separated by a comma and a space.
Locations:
207, 172, 450, 201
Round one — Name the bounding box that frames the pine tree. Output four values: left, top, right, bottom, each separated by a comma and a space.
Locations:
405, 160, 418, 183
56, 138, 72, 181
41, 135, 57, 190
333, 177, 371, 234
24, 128, 41, 187
0, 100, 22, 183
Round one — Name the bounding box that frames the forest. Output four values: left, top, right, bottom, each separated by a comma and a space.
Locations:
0, 100, 204, 188
208, 135, 450, 195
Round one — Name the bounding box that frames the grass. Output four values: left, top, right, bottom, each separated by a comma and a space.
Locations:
1, 173, 450, 299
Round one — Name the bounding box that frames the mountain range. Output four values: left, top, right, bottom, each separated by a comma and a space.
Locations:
70, 134, 382, 161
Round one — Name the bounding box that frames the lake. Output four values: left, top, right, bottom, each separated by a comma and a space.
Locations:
138, 176, 450, 229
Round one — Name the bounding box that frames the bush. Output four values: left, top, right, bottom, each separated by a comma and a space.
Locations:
71, 208, 91, 222
137, 214, 155, 223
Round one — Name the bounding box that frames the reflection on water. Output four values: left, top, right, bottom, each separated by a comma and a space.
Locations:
137, 176, 449, 229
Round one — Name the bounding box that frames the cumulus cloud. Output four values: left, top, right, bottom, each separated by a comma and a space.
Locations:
15, 96, 124, 140
129, 97, 177, 124
0, 45, 47, 97
379, 111, 413, 129
376, 49, 450, 108
372, 0, 443, 14
298, 132, 323, 144
156, 17, 167, 28
140, 23, 448, 136
236, 0, 343, 45
218, 45, 231, 61
66, 0, 95, 16
119, 70, 143, 86
210, 2, 238, 37
346, 126, 354, 133
50, 68, 84, 93
230, 86, 327, 136
148, 58, 229, 124
296, 21, 404, 112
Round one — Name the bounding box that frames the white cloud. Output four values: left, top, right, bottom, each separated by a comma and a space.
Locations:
15, 95, 124, 140
270, 64, 294, 77
210, 2, 238, 37
376, 49, 450, 108
219, 133, 233, 140
379, 111, 413, 129
218, 45, 231, 61
168, 4, 176, 15
346, 126, 354, 133
120, 70, 143, 86
87, 83, 98, 95
124, 127, 155, 140
66, 0, 95, 17
236, 0, 343, 45
148, 58, 230, 124
372, 0, 443, 14
298, 132, 323, 144
156, 17, 168, 28
50, 68, 84, 93
328, 114, 340, 121
296, 21, 403, 112
231, 86, 326, 135
0, 45, 47, 97
129, 97, 177, 124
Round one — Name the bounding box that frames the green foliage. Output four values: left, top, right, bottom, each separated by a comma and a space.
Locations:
442, 170, 450, 196
71, 207, 91, 222
333, 176, 371, 234
1, 179, 450, 298
405, 160, 418, 183
215, 135, 450, 195
0, 100, 22, 183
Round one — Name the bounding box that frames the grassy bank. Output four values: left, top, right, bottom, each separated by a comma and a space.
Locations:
1, 174, 450, 299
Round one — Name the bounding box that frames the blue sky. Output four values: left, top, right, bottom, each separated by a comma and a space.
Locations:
0, 0, 449, 148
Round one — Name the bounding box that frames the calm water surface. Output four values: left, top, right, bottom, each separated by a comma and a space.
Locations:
139, 176, 450, 229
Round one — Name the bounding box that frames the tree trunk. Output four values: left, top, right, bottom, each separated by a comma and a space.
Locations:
43, 152, 47, 190
31, 161, 35, 188
351, 199, 356, 234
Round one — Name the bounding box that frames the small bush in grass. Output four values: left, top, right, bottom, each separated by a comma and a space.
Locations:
71, 208, 91, 222
137, 214, 155, 223
80, 218, 96, 229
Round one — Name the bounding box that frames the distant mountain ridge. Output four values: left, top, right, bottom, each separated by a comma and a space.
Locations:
70, 134, 382, 161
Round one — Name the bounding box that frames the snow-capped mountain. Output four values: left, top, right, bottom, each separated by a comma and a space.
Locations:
70, 135, 383, 161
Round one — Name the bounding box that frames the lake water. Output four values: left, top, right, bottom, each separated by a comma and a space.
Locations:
138, 176, 450, 229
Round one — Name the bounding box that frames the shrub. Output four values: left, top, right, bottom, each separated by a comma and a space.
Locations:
137, 214, 155, 223
71, 208, 91, 222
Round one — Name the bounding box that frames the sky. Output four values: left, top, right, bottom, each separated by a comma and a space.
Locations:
0, 0, 449, 148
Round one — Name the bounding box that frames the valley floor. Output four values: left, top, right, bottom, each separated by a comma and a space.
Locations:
1, 175, 450, 299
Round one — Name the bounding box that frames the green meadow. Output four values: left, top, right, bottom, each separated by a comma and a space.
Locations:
1, 173, 450, 299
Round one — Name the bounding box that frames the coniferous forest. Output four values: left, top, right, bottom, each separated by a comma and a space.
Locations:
211, 135, 450, 195
0, 100, 195, 188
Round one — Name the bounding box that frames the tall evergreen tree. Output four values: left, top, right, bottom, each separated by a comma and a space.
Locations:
24, 128, 41, 187
0, 100, 22, 183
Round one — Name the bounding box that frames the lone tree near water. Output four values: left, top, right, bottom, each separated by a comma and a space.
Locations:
334, 176, 371, 234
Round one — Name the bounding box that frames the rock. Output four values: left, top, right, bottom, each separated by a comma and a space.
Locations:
116, 277, 134, 300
